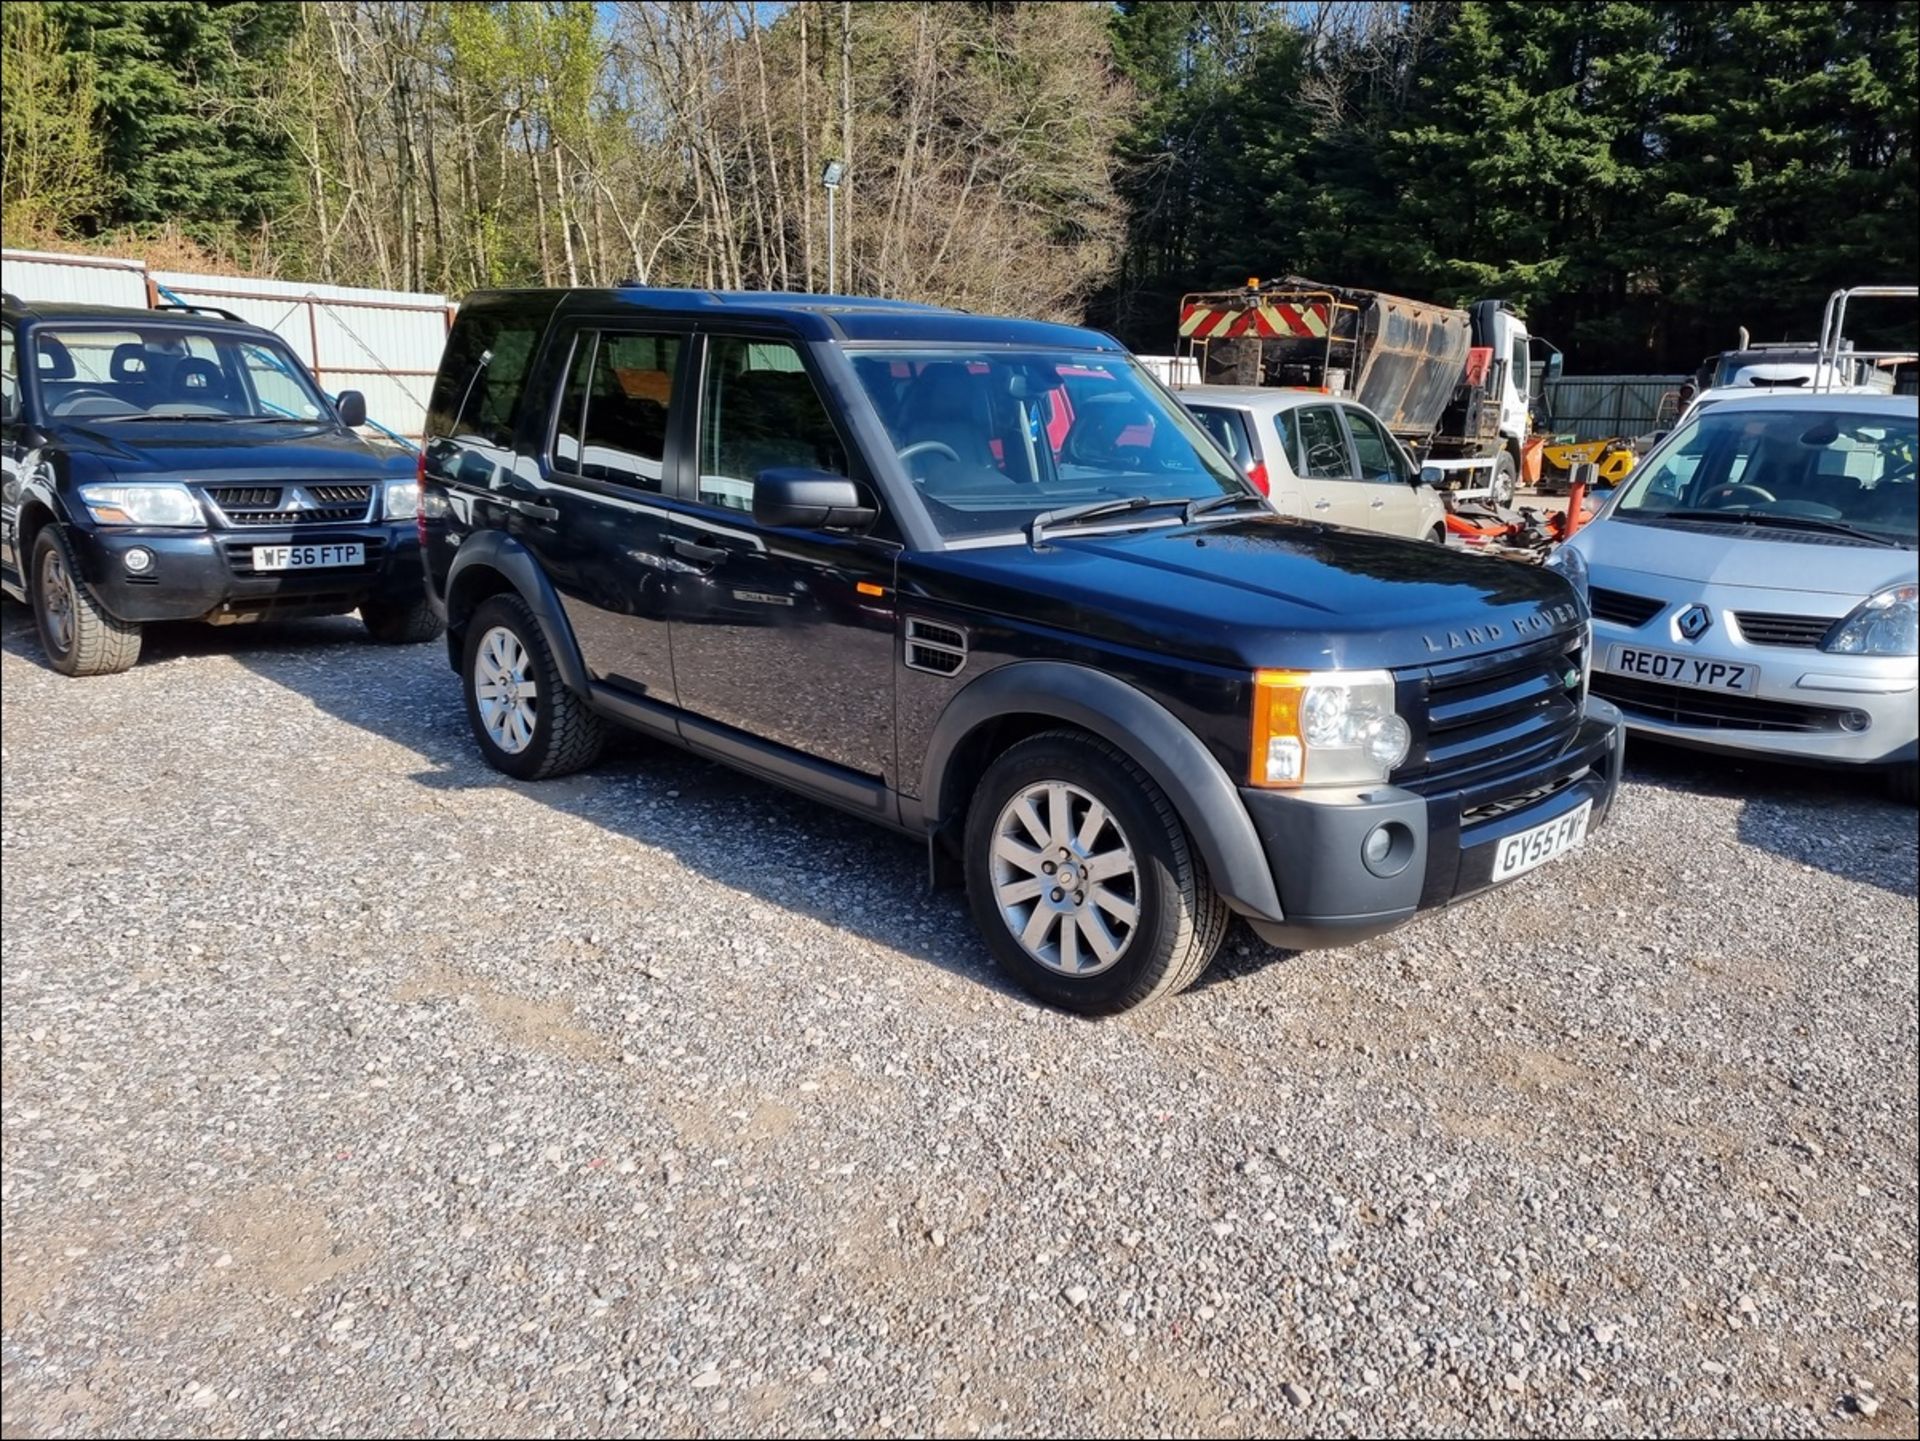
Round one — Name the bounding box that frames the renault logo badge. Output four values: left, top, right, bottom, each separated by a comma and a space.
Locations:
1677, 603, 1712, 640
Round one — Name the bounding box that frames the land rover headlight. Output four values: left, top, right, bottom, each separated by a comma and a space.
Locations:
1251, 669, 1411, 787
383, 479, 421, 520
77, 482, 203, 528
1824, 583, 1918, 656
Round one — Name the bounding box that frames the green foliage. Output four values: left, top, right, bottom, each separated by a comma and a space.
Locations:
1, 4, 110, 242
1102, 0, 1919, 371
4, 0, 1911, 368
36, 1, 300, 234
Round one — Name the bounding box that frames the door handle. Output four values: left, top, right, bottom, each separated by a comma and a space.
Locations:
669, 535, 729, 567
471, 487, 559, 521
1311, 498, 1332, 511
1369, 498, 1386, 509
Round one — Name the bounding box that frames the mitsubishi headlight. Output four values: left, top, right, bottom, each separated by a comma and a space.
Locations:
1251, 669, 1412, 787
1543, 541, 1590, 607
77, 483, 204, 527
1824, 583, 1918, 656
383, 479, 421, 520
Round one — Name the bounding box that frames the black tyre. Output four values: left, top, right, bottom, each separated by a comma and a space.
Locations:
1892, 765, 1918, 807
963, 729, 1230, 1014
1428, 524, 1447, 545
460, 593, 604, 780
30, 528, 141, 676
360, 593, 445, 645
1491, 450, 1519, 508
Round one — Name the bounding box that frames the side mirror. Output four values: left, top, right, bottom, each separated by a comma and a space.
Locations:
1419, 464, 1445, 487
335, 390, 367, 428
752, 468, 875, 530
1544, 351, 1564, 384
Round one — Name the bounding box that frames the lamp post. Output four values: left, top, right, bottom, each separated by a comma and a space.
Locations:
821, 159, 845, 294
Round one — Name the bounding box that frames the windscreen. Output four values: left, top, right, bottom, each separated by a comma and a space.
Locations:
1614, 404, 1917, 545
29, 324, 332, 423
849, 350, 1243, 539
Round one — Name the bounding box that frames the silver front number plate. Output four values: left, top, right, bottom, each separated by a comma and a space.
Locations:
251, 543, 364, 571
1606, 644, 1756, 693
1491, 800, 1593, 885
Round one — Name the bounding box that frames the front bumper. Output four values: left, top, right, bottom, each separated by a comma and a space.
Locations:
1239, 701, 1626, 949
68, 522, 424, 624
1582, 564, 1912, 771
1590, 617, 1917, 768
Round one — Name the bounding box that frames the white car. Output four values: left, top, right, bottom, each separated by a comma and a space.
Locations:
1557, 390, 1917, 802
1180, 386, 1447, 542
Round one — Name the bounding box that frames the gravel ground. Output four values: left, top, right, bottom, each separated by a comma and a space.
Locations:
2, 604, 1915, 1439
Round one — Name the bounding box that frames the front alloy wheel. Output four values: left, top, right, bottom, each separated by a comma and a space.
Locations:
964, 730, 1229, 1014
30, 528, 141, 676
990, 781, 1140, 976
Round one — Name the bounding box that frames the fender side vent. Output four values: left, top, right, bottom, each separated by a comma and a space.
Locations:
905, 617, 967, 676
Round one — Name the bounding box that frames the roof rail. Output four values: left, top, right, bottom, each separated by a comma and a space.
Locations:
1815, 286, 1918, 391
153, 299, 248, 324
1, 290, 23, 309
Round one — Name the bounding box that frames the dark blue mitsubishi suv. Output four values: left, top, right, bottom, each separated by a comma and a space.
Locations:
2, 294, 439, 675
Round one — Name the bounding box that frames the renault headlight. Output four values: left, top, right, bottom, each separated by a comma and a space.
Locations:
1824, 583, 1918, 656
77, 483, 203, 527
383, 479, 421, 520
1543, 541, 1589, 608
1251, 669, 1411, 787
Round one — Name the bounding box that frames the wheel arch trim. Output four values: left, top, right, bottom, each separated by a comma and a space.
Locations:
920, 661, 1284, 921
444, 530, 590, 694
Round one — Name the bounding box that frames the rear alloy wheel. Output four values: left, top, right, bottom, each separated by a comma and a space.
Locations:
461, 593, 604, 780
30, 528, 141, 676
965, 730, 1229, 1014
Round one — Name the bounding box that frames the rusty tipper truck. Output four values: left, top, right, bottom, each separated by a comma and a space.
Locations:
1178, 278, 1561, 506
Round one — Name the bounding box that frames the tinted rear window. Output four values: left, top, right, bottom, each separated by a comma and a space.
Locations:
428, 295, 558, 448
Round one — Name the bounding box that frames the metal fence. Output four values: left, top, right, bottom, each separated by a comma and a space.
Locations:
1539, 373, 1689, 442
2, 248, 452, 443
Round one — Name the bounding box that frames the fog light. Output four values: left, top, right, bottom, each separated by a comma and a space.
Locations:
1361, 821, 1415, 878
123, 547, 153, 574
1840, 710, 1871, 733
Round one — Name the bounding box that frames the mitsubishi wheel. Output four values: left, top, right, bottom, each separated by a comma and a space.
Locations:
460, 593, 604, 780
964, 730, 1229, 1014
30, 528, 141, 676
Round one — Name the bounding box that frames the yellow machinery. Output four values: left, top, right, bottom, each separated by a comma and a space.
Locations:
1539, 434, 1635, 488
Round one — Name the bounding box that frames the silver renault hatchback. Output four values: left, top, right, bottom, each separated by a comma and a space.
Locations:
1557, 390, 1917, 802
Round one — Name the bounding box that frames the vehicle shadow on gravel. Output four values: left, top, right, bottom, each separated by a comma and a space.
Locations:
92, 614, 1033, 997
1627, 739, 1918, 899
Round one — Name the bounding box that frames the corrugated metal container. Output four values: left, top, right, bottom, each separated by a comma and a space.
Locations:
153, 271, 451, 441
1, 248, 151, 309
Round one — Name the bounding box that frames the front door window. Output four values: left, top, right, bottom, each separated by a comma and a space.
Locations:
699, 338, 847, 512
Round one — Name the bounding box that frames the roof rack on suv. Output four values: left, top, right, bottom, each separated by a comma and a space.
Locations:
153, 300, 248, 324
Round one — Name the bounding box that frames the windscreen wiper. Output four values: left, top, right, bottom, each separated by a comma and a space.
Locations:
1184, 492, 1271, 523
1028, 495, 1169, 543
